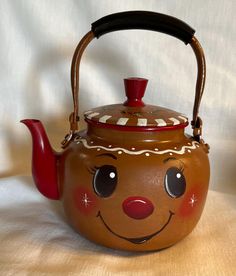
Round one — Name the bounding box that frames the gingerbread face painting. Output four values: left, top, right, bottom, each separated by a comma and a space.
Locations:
21, 12, 210, 251
60, 127, 209, 251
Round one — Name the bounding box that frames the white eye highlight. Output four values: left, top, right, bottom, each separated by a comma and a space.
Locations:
176, 173, 181, 179
109, 172, 116, 179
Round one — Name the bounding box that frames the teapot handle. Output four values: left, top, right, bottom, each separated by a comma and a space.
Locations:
63, 11, 206, 147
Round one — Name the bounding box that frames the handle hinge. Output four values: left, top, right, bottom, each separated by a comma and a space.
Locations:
192, 116, 202, 142
192, 116, 210, 153
61, 112, 80, 148
61, 131, 73, 148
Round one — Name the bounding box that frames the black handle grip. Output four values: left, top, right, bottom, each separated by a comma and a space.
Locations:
91, 11, 195, 44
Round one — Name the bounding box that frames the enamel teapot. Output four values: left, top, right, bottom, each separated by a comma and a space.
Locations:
22, 11, 210, 251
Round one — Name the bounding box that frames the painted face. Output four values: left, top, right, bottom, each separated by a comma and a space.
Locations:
63, 137, 209, 251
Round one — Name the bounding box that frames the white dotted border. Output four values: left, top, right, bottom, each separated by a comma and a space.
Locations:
76, 138, 200, 156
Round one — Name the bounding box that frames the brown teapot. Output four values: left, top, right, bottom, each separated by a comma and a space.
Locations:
21, 11, 210, 251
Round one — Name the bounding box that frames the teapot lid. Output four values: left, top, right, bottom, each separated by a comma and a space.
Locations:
84, 78, 188, 131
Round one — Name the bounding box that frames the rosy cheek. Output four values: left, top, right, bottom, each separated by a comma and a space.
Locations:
178, 187, 203, 217
74, 187, 99, 215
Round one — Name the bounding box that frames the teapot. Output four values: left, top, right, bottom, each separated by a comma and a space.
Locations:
21, 11, 210, 251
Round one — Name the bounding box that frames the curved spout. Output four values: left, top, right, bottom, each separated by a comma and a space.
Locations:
21, 119, 59, 200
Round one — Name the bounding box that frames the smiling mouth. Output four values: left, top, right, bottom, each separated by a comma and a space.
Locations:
97, 211, 174, 244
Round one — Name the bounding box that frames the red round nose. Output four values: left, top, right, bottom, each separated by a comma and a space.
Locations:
122, 196, 154, 220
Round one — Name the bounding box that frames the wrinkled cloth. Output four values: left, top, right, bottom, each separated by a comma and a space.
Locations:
0, 176, 235, 275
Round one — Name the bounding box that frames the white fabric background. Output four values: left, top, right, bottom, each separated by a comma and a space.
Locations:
0, 0, 235, 194
0, 2, 236, 275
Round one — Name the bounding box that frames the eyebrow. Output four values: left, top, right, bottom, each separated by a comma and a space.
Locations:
163, 157, 185, 167
96, 153, 117, 160
163, 157, 177, 163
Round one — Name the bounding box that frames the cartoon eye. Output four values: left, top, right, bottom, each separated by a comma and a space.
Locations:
164, 167, 186, 198
93, 165, 117, 197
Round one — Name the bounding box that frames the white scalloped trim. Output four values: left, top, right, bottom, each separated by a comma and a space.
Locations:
76, 139, 200, 155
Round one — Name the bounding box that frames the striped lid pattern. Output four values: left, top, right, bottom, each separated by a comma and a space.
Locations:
84, 104, 188, 128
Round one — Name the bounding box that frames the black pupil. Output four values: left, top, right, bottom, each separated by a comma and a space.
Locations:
164, 167, 186, 198
93, 165, 117, 197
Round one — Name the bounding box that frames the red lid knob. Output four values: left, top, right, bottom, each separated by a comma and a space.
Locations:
123, 78, 148, 107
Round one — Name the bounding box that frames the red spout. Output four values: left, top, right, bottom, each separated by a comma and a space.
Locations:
21, 119, 59, 200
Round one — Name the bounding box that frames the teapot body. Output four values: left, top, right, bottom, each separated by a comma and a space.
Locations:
21, 11, 210, 252
59, 125, 210, 251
